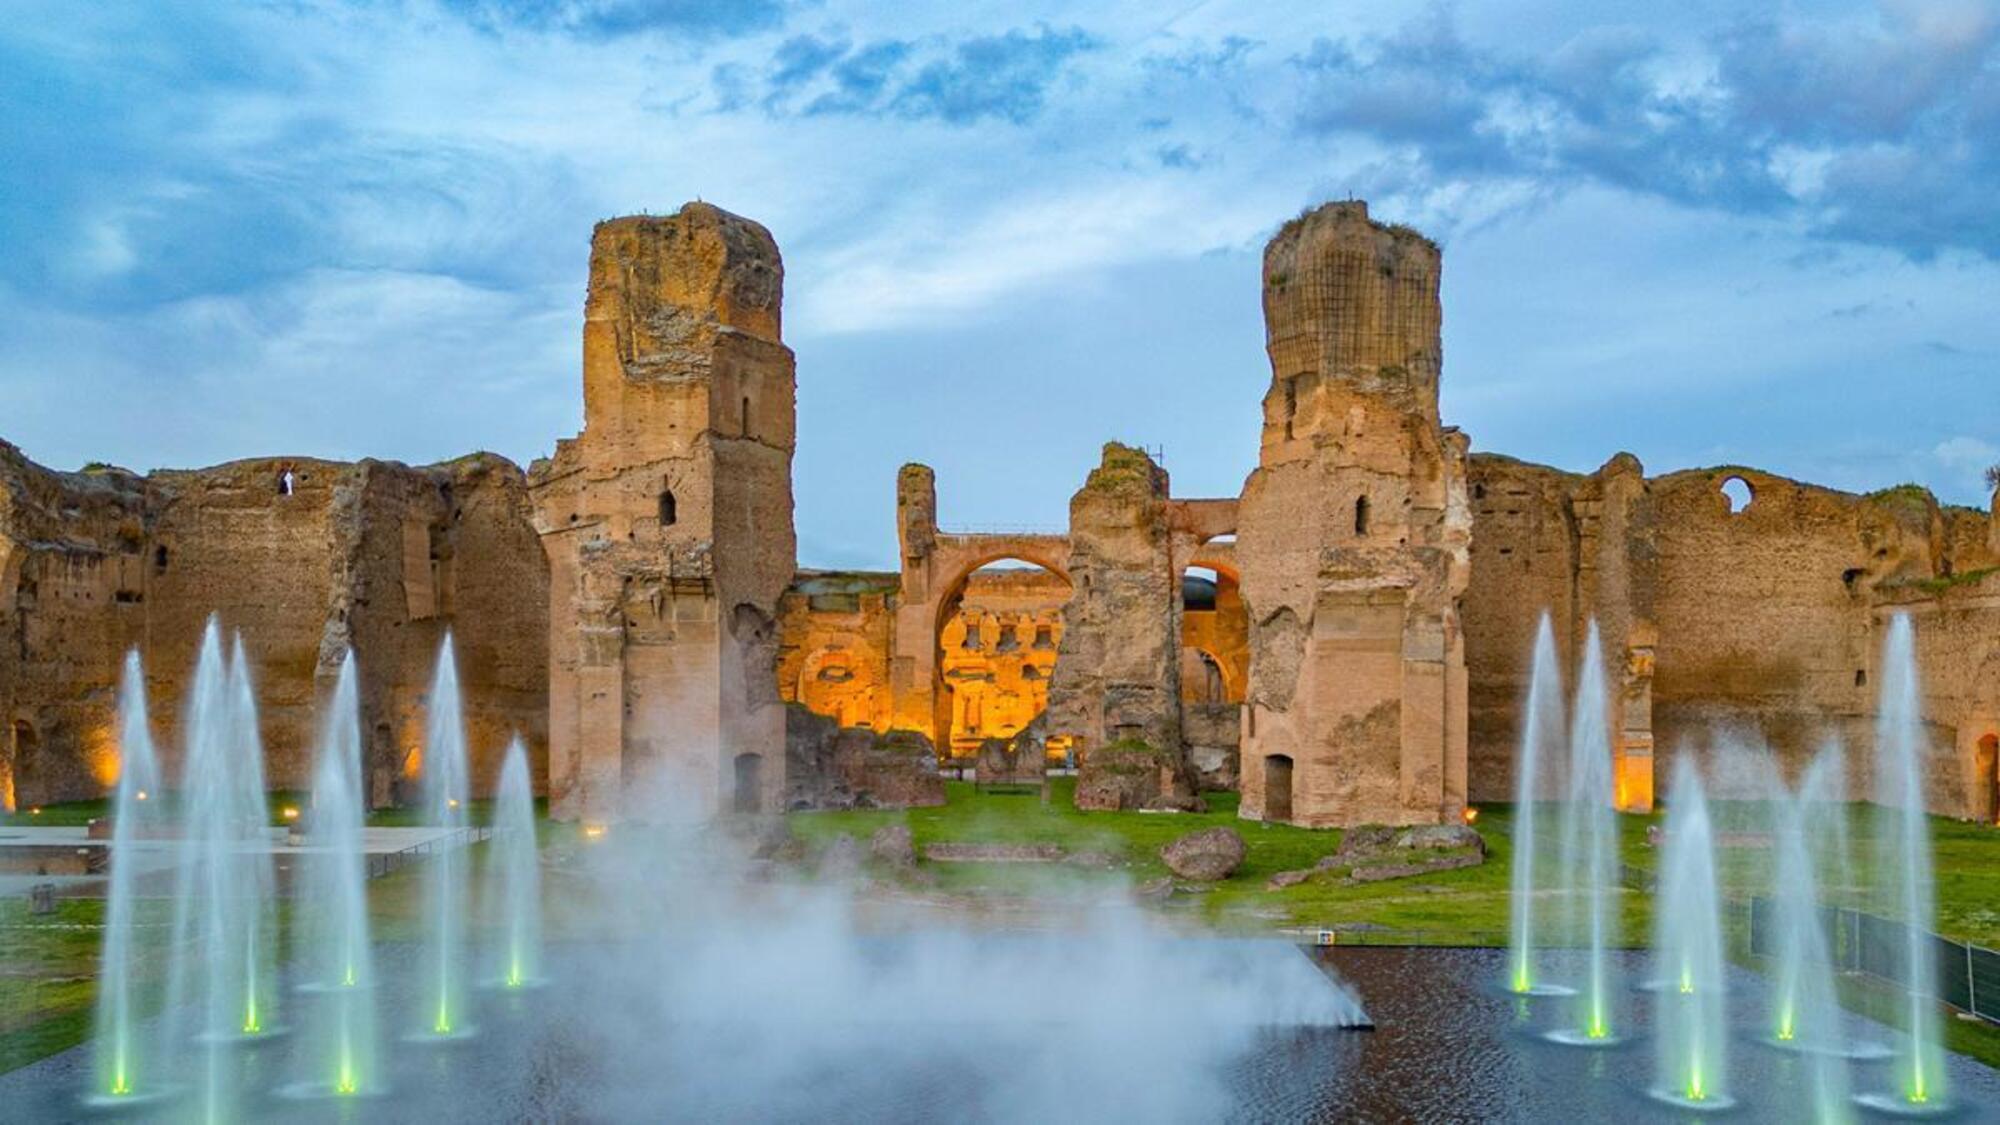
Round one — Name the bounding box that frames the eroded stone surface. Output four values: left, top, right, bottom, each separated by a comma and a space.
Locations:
1159, 825, 1247, 881
1235, 201, 1472, 829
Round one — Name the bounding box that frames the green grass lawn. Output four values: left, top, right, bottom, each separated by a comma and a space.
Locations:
2, 781, 1994, 1077
793, 779, 1666, 939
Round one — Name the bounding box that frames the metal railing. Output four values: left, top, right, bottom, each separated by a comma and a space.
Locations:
366, 825, 491, 881
1747, 896, 2000, 1026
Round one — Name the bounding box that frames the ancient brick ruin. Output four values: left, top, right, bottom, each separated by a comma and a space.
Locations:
4, 199, 1996, 827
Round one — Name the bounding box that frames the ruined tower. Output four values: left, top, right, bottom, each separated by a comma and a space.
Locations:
1235, 202, 1472, 828
530, 203, 797, 823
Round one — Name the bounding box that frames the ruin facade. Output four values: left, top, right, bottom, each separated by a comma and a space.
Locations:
4, 198, 1997, 828
528, 205, 798, 823
0, 445, 547, 812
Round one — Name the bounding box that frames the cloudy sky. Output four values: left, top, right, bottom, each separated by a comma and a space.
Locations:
3, 0, 1996, 568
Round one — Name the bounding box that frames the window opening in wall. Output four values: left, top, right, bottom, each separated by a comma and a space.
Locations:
278, 468, 295, 496
659, 487, 677, 527
742, 395, 752, 438
153, 545, 169, 574
1283, 377, 1298, 440
1720, 476, 1753, 513
1855, 669, 1868, 688
1355, 495, 1371, 536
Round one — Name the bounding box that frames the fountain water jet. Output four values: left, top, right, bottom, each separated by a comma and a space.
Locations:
1546, 620, 1622, 1046
1506, 614, 1568, 997
1856, 613, 1949, 1115
486, 736, 542, 991
86, 651, 167, 1108
285, 651, 381, 1099
224, 634, 279, 1040
1763, 746, 1858, 1122
1650, 757, 1730, 1110
163, 618, 279, 1123
413, 632, 475, 1041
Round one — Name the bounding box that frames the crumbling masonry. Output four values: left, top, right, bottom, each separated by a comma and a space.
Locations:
4, 199, 1997, 827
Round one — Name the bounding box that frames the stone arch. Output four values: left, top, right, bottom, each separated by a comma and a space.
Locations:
795, 646, 877, 730
731, 751, 763, 815
932, 553, 1072, 760
1263, 753, 1294, 822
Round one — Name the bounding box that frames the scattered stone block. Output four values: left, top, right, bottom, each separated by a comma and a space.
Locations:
1159, 826, 1246, 881
869, 824, 916, 867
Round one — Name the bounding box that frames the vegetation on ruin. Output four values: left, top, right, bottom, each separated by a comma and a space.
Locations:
1893, 565, 2000, 597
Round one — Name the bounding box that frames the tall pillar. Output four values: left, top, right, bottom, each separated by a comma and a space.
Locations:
1235, 201, 1472, 828
530, 202, 797, 822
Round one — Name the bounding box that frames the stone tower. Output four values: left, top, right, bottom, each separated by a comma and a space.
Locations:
1235, 201, 1472, 828
530, 202, 797, 823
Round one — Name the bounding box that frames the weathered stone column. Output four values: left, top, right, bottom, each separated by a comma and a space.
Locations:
1051, 443, 1200, 811
530, 202, 797, 823
1235, 201, 1472, 828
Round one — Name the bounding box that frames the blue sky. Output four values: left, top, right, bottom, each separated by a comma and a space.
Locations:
2, 0, 1996, 568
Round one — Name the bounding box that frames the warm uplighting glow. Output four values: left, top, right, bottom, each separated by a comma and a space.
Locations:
134, 790, 148, 801
86, 726, 122, 788
1462, 806, 1480, 825
1685, 1065, 1707, 1102
29, 806, 41, 816
447, 797, 460, 809
1776, 1004, 1795, 1042
282, 806, 300, 820
582, 823, 607, 840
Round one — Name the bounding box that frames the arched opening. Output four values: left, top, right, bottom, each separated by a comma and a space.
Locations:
153, 544, 169, 574
741, 395, 752, 438
1979, 734, 1999, 825
1354, 494, 1371, 536
1720, 476, 1753, 514
1179, 565, 1246, 704
795, 648, 875, 730
1264, 753, 1294, 823
658, 486, 677, 528
732, 752, 763, 815
277, 468, 296, 497
937, 557, 1072, 763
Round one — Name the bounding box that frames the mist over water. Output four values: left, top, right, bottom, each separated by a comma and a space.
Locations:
554, 786, 1369, 1123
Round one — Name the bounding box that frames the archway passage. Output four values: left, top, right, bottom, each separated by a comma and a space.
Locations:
1979, 734, 1999, 825
936, 558, 1072, 762
1264, 754, 1294, 823
732, 752, 763, 815
1179, 566, 1247, 704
